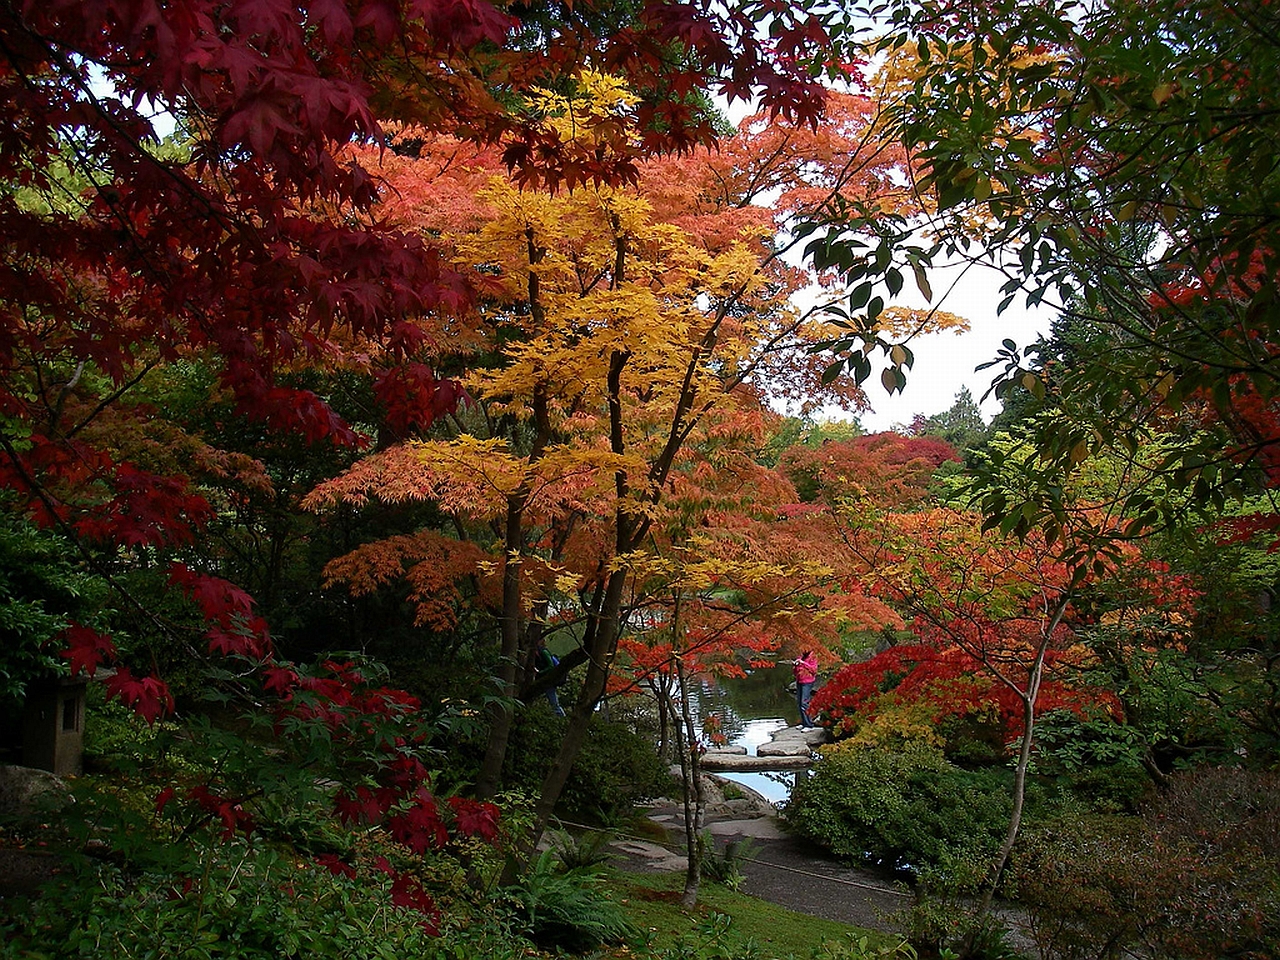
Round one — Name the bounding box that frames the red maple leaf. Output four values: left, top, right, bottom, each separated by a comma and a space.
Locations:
104, 667, 174, 724
448, 796, 500, 841
154, 786, 177, 814
315, 853, 356, 879
388, 794, 449, 853
334, 785, 387, 825
262, 663, 300, 697
60, 623, 118, 678
388, 872, 440, 932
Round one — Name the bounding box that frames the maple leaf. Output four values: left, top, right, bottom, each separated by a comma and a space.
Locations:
389, 872, 440, 931
448, 796, 501, 841
104, 667, 174, 725
262, 663, 300, 697
154, 786, 177, 815
334, 785, 387, 825
60, 623, 118, 678
187, 783, 256, 840
316, 853, 357, 879
168, 564, 274, 660
372, 363, 467, 438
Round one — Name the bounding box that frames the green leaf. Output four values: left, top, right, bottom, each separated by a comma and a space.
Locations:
912, 260, 933, 302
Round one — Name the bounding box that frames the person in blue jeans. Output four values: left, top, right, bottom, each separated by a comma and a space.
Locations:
791, 650, 819, 728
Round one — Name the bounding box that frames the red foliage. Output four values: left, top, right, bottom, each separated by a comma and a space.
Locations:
169, 564, 273, 661
0, 0, 842, 928
188, 783, 256, 841
812, 642, 1122, 744
60, 623, 118, 679
373, 364, 469, 439
448, 796, 501, 841
1, 0, 839, 628
103, 667, 176, 726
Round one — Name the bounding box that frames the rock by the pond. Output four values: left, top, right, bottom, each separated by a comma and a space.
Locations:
703, 744, 748, 756
654, 771, 778, 819
695, 724, 829, 770
700, 752, 812, 771
755, 724, 827, 757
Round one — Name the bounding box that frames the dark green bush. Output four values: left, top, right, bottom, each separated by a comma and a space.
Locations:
0, 843, 521, 960
502, 850, 638, 953
1011, 766, 1280, 960
1031, 710, 1153, 812
785, 740, 1012, 884
495, 708, 673, 826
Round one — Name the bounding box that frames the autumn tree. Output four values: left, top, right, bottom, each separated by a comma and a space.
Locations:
598, 409, 901, 905
781, 430, 960, 507
301, 73, 935, 852
0, 0, 848, 694
0, 0, 876, 942
824, 504, 1195, 940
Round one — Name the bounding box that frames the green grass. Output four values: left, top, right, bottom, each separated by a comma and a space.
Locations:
602, 869, 896, 956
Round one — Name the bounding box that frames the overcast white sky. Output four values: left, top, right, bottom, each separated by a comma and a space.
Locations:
851, 260, 1056, 432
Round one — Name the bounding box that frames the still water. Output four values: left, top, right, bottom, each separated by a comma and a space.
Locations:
689, 667, 809, 805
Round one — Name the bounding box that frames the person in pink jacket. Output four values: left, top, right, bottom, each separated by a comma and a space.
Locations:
791, 650, 819, 728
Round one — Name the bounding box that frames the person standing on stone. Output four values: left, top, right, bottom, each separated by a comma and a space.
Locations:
791, 650, 819, 728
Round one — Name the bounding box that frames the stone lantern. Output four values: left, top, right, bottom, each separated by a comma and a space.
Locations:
21, 674, 88, 775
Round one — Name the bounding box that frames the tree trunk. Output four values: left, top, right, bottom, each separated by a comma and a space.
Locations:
675, 649, 706, 908
524, 565, 630, 849
964, 598, 1066, 956
475, 498, 525, 800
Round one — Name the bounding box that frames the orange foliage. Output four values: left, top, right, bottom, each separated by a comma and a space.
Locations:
321, 530, 493, 631
782, 431, 960, 507
817, 506, 1198, 750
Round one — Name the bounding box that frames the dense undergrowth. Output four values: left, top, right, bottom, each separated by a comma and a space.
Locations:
0, 686, 907, 960
785, 732, 1280, 959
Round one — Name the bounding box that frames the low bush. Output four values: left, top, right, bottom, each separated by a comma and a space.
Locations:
700, 834, 761, 891
499, 708, 674, 826
892, 894, 1028, 960
0, 841, 523, 960
785, 740, 1011, 884
1011, 766, 1280, 960
1029, 710, 1152, 812
502, 850, 638, 952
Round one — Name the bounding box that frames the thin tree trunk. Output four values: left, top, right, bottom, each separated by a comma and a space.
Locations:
964, 596, 1068, 955
675, 646, 706, 907
523, 565, 630, 850
475, 497, 525, 800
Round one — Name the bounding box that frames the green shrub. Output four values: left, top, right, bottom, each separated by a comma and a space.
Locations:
785, 740, 1011, 883
548, 828, 615, 871
1011, 766, 1280, 960
502, 850, 638, 952
436, 704, 672, 827
700, 835, 761, 891
892, 894, 1027, 960
1030, 710, 1152, 812
0, 843, 500, 960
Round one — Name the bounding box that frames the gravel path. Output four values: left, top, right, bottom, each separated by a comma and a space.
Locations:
610, 789, 1042, 958
613, 793, 913, 936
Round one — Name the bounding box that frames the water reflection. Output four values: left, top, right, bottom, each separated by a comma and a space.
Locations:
688, 668, 810, 805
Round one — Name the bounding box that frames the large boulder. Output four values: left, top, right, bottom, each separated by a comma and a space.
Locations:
0, 763, 72, 823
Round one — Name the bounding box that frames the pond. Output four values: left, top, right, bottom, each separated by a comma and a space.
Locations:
689, 667, 812, 805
